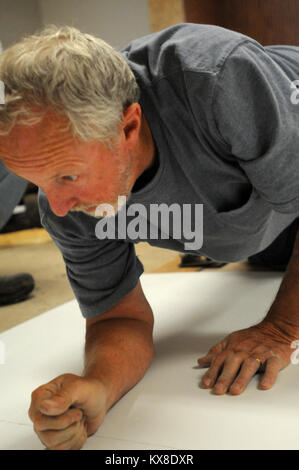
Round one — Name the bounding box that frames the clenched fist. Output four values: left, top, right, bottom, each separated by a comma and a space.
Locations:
28, 373, 108, 450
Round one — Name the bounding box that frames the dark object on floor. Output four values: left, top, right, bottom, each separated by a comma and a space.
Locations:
0, 273, 35, 306
0, 193, 42, 233
179, 254, 227, 268
248, 218, 299, 271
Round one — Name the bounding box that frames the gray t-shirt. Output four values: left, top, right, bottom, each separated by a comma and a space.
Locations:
38, 23, 299, 319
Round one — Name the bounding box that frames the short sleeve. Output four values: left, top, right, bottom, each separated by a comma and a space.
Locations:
212, 40, 299, 214
38, 190, 144, 319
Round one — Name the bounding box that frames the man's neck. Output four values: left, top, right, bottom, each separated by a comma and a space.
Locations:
132, 113, 157, 186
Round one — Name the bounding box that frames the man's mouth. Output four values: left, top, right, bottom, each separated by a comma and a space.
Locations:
70, 205, 98, 214
84, 206, 97, 213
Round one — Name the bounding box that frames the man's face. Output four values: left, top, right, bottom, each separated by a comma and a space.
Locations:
0, 111, 136, 217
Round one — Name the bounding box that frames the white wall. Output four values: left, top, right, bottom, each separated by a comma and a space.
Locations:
0, 0, 42, 48
38, 0, 151, 49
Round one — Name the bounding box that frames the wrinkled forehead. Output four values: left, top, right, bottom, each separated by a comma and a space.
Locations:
0, 109, 75, 162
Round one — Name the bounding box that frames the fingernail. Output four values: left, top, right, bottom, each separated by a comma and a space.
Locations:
42, 399, 57, 409
43, 399, 55, 405
230, 385, 242, 394
260, 381, 269, 389
214, 384, 225, 391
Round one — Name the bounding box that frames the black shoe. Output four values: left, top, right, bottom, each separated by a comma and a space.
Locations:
247, 255, 288, 271
0, 273, 35, 306
0, 193, 42, 233
179, 254, 227, 268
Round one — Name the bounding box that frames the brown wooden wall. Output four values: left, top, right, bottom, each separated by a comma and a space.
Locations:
184, 0, 299, 45
148, 0, 185, 32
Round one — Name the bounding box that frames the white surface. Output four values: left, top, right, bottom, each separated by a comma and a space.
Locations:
0, 271, 298, 450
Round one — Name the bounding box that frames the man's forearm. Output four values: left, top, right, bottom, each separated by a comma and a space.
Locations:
83, 317, 154, 412
262, 228, 299, 338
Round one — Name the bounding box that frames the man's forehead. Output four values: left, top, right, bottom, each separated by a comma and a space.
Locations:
0, 110, 75, 158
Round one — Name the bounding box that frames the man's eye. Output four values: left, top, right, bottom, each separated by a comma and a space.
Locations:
62, 175, 78, 182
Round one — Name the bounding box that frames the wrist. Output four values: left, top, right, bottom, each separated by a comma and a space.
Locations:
82, 366, 118, 413
259, 315, 299, 343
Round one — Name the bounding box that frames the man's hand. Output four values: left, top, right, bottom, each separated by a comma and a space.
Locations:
28, 373, 108, 450
197, 321, 295, 395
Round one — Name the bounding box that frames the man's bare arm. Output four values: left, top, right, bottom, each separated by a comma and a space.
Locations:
28, 280, 154, 449
83, 280, 155, 411
197, 227, 299, 395
261, 228, 299, 336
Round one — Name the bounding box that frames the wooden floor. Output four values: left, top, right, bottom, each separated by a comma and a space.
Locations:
0, 228, 258, 333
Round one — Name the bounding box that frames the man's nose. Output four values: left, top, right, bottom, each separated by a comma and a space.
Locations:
46, 191, 78, 217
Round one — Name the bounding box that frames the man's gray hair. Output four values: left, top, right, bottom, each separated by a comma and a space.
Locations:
0, 25, 140, 146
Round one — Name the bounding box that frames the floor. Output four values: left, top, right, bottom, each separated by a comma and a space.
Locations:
2, 229, 295, 451
0, 228, 258, 333
1, 269, 295, 450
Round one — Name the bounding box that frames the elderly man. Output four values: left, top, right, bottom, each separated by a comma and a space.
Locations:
0, 23, 298, 450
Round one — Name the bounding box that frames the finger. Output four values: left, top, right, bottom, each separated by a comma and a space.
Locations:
229, 356, 263, 395
197, 353, 215, 367
39, 376, 82, 416
197, 340, 227, 363
258, 357, 281, 390
40, 395, 74, 416
29, 386, 57, 422
29, 376, 69, 421
51, 421, 88, 451
201, 352, 230, 388
38, 416, 84, 449
39, 374, 95, 417
34, 407, 83, 433
197, 342, 227, 367
212, 352, 248, 395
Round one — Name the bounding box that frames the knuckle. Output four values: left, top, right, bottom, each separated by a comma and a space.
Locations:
56, 412, 72, 429
212, 351, 228, 364
33, 423, 44, 436
216, 378, 227, 386
210, 356, 220, 366
31, 385, 44, 400
223, 352, 236, 362
33, 418, 43, 433
72, 429, 87, 450
225, 351, 245, 363
33, 413, 48, 432
51, 442, 67, 451
43, 433, 55, 448
28, 407, 34, 422
233, 343, 247, 352
36, 431, 49, 448
78, 432, 88, 450
61, 414, 73, 429
30, 390, 39, 403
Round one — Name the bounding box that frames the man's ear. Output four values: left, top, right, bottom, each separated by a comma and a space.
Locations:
122, 103, 142, 146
